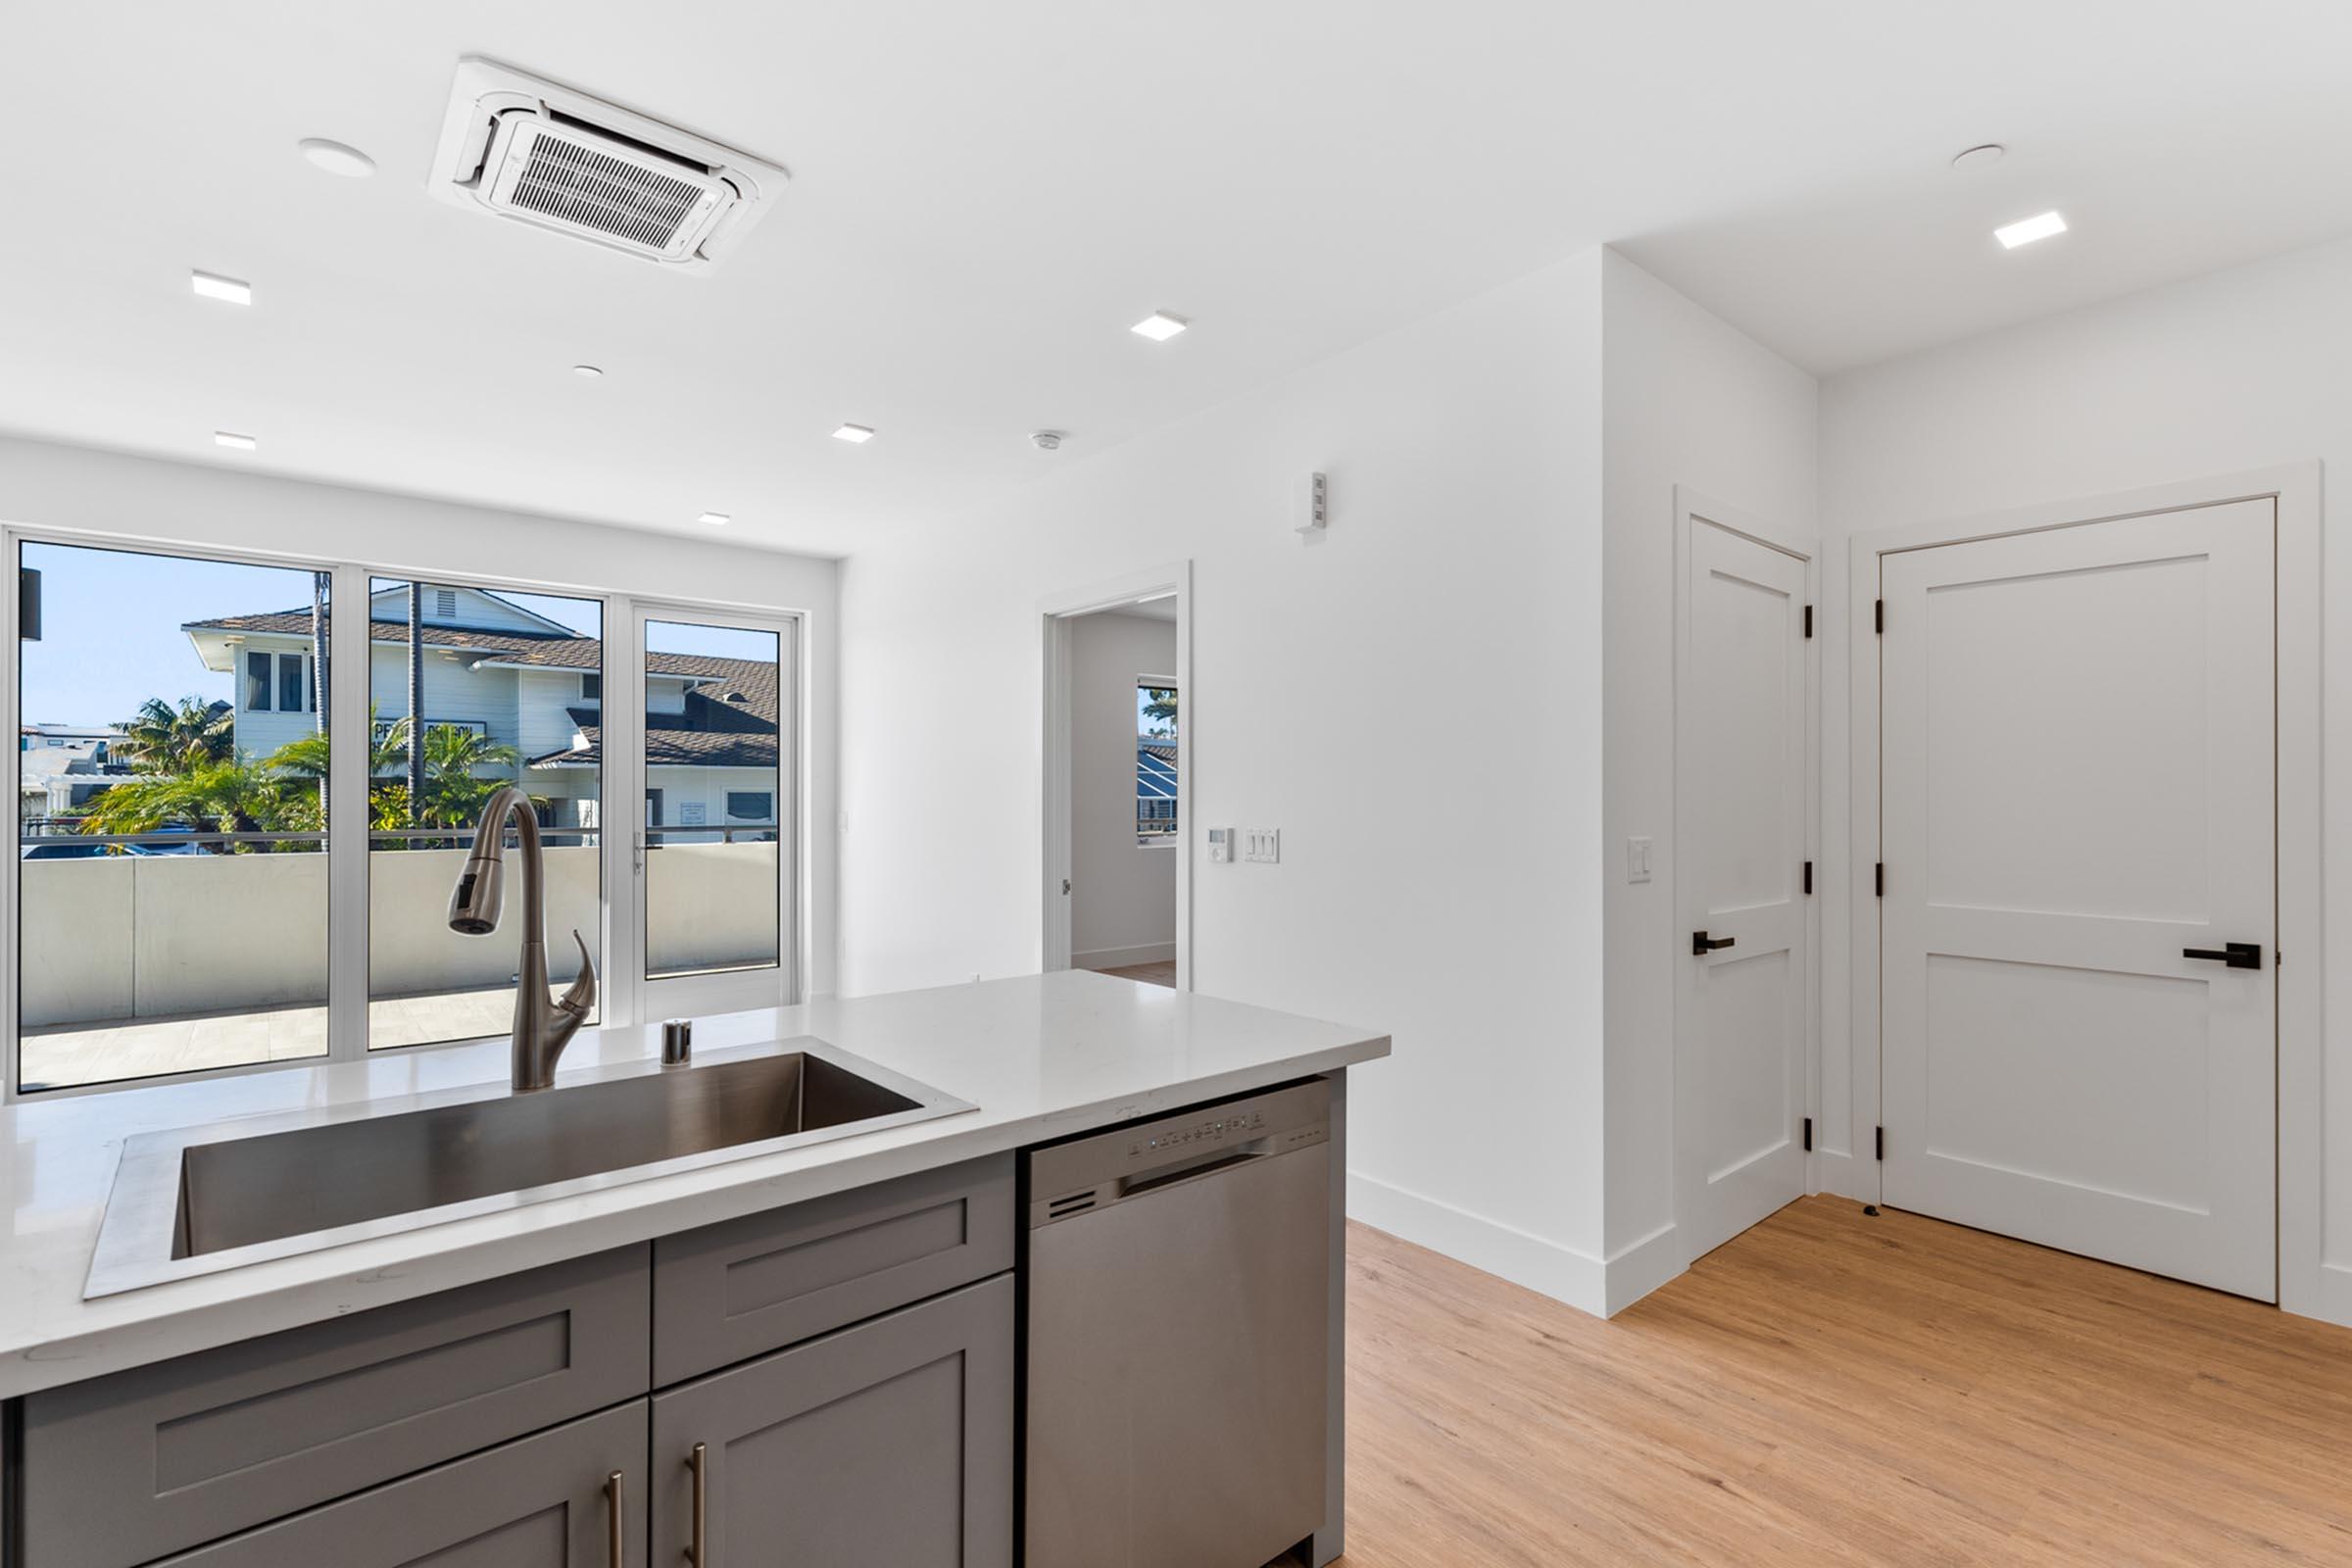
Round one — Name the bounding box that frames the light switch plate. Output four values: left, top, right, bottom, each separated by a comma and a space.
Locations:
1627, 836, 1652, 883
1243, 827, 1281, 864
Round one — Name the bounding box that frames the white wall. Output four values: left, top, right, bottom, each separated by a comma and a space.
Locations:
842, 250, 1616, 1307
1068, 611, 1178, 968
1597, 251, 1820, 1299
0, 434, 841, 999
1817, 232, 2352, 1325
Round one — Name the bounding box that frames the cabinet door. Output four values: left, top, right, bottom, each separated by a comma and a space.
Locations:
153, 1403, 646, 1568
651, 1275, 1012, 1568
24, 1244, 650, 1568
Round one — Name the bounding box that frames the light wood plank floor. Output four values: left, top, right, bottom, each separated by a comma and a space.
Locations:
1342, 1198, 2352, 1566
1101, 959, 1177, 988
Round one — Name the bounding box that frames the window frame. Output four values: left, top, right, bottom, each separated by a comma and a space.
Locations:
2, 526, 811, 1103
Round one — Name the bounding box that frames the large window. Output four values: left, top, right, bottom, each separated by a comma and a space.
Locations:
10, 539, 800, 1099
367, 577, 604, 1051
15, 541, 331, 1092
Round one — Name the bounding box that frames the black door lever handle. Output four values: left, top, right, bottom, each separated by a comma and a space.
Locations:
2183, 942, 2262, 970
1691, 931, 1736, 956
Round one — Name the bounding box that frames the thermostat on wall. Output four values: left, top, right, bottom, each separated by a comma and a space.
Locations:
1207, 827, 1232, 863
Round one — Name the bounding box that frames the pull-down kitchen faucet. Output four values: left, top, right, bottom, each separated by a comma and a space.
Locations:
447, 786, 597, 1091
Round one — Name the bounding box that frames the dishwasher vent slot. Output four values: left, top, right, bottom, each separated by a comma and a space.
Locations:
1045, 1189, 1099, 1220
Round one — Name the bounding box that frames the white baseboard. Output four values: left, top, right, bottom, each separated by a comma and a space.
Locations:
1074, 942, 1176, 970
2288, 1260, 2352, 1331
1601, 1221, 1683, 1315
1347, 1171, 1610, 1318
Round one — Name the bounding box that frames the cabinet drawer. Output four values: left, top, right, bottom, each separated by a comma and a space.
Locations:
650, 1275, 1013, 1568
20, 1244, 650, 1568
654, 1153, 1012, 1383
154, 1402, 647, 1567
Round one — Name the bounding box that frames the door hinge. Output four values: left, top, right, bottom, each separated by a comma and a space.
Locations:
1802, 1116, 1813, 1152
1802, 604, 1813, 639
1875, 862, 1885, 897
1875, 1126, 1885, 1161
1874, 598, 1884, 634
1802, 859, 1813, 895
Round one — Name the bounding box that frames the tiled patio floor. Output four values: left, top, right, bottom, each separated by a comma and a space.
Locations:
19, 986, 573, 1090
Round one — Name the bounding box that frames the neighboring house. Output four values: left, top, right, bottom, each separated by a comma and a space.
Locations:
1137, 739, 1178, 839
180, 586, 779, 835
19, 723, 127, 819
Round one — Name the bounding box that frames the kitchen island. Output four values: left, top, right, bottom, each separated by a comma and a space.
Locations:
0, 970, 1388, 1567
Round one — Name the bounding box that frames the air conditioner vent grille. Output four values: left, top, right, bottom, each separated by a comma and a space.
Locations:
508, 131, 708, 251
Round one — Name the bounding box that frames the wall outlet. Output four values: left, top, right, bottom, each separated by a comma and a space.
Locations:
1243, 827, 1281, 864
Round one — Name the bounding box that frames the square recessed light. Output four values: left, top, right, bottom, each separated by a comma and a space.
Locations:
833, 423, 876, 444
213, 430, 257, 451
1130, 311, 1189, 342
1994, 211, 2068, 249
190, 270, 252, 306
698, 512, 730, 526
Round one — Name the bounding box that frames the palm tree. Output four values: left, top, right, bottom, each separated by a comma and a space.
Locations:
261, 707, 411, 786
76, 756, 294, 851
116, 696, 233, 773
1142, 687, 1178, 736
419, 725, 525, 827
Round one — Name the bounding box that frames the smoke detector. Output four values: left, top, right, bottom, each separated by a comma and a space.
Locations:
428, 58, 786, 271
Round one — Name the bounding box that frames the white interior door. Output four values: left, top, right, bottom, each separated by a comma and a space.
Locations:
1678, 516, 1811, 1260
1880, 500, 2276, 1299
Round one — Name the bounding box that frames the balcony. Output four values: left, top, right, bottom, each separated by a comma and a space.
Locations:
17, 829, 781, 1092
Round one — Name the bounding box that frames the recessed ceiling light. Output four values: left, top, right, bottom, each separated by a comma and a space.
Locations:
190, 270, 252, 306
833, 423, 876, 444
1131, 312, 1189, 342
698, 512, 730, 526
1951, 143, 2006, 172
1994, 210, 2068, 249
213, 431, 258, 452
572, 364, 604, 379
297, 137, 375, 178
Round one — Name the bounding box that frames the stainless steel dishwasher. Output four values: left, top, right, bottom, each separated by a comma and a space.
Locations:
1023, 1079, 1331, 1568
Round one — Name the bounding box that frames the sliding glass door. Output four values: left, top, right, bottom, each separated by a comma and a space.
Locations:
13, 540, 333, 1092
364, 577, 605, 1051
634, 608, 794, 1017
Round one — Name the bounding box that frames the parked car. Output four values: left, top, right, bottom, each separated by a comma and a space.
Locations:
20, 840, 110, 860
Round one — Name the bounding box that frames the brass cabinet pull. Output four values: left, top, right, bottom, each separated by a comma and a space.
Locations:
604, 1470, 625, 1567
688, 1443, 709, 1565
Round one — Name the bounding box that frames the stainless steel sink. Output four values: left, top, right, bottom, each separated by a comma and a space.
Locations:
85, 1039, 973, 1298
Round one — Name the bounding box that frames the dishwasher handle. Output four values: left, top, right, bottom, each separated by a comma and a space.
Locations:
1118, 1139, 1276, 1199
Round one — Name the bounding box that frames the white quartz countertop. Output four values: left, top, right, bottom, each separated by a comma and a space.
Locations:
0, 971, 1387, 1398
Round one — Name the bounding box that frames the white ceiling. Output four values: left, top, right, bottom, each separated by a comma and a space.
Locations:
3, 2, 2349, 558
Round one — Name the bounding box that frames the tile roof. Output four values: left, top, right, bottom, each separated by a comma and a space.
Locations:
186, 612, 777, 770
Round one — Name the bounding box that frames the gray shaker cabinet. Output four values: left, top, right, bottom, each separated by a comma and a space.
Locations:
649, 1274, 1014, 1568
153, 1402, 647, 1568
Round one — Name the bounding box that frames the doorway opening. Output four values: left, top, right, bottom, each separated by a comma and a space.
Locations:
1041, 564, 1192, 991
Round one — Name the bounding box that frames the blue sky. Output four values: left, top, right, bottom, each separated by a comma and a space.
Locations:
20, 541, 771, 726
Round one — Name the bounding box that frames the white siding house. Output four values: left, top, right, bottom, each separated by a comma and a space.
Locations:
179, 586, 780, 836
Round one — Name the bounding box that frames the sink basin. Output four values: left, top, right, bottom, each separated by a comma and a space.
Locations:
86, 1039, 973, 1298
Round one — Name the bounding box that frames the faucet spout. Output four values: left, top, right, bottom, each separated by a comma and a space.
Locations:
446, 786, 599, 1091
